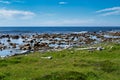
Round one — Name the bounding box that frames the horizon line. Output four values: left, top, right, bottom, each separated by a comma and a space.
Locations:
0, 26, 120, 27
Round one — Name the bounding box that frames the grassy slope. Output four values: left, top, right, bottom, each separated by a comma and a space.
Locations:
0, 43, 120, 80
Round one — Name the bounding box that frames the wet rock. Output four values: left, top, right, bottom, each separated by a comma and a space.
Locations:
11, 35, 20, 39
7, 39, 11, 42
0, 44, 7, 50
33, 42, 49, 51
23, 46, 31, 50
9, 43, 17, 48
19, 44, 31, 50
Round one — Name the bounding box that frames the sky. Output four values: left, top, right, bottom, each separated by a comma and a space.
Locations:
0, 0, 120, 26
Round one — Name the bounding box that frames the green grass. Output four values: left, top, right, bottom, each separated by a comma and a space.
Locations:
0, 43, 120, 80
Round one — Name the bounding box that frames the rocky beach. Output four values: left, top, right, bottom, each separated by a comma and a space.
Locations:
0, 30, 120, 58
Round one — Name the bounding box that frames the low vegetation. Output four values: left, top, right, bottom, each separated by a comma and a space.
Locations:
0, 43, 120, 80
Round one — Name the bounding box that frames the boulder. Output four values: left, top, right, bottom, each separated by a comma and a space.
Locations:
41, 56, 52, 59
97, 47, 104, 51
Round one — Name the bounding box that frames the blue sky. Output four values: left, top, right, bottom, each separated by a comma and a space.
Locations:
0, 0, 120, 26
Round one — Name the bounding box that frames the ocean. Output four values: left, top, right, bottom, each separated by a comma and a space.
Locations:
0, 27, 120, 33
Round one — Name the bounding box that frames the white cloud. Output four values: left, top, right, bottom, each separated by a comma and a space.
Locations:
0, 0, 11, 4
59, 1, 68, 5
0, 0, 24, 4
0, 9, 35, 19
96, 7, 120, 16
96, 7, 120, 13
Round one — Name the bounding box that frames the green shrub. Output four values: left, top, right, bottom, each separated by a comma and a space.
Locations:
94, 60, 118, 73
73, 60, 94, 67
0, 60, 8, 67
86, 72, 99, 80
34, 71, 87, 80
0, 72, 10, 80
0, 72, 5, 79
0, 58, 21, 67
9, 60, 21, 64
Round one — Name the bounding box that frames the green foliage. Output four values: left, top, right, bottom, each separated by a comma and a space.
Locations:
0, 60, 8, 67
86, 72, 99, 80
0, 72, 6, 80
73, 59, 95, 67
0, 57, 21, 67
0, 72, 10, 80
35, 71, 87, 80
94, 60, 118, 73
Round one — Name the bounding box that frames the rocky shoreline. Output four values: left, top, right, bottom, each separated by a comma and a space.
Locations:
0, 31, 120, 58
